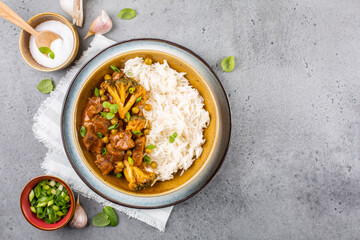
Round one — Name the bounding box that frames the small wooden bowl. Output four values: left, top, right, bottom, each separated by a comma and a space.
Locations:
20, 175, 75, 231
19, 12, 79, 72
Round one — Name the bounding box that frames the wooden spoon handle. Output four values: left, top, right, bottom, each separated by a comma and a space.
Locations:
0, 1, 38, 36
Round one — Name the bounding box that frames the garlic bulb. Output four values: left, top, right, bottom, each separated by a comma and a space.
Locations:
85, 10, 112, 39
69, 195, 87, 229
60, 0, 84, 27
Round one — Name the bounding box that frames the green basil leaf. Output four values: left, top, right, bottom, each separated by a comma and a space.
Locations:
109, 103, 119, 114
221, 56, 235, 72
106, 112, 115, 120
118, 8, 136, 20
131, 130, 143, 136
49, 51, 55, 59
39, 47, 51, 54
102, 101, 111, 108
135, 96, 142, 103
94, 87, 100, 97
128, 156, 134, 165
103, 206, 118, 227
110, 65, 120, 73
80, 126, 87, 137
143, 155, 151, 164
37, 79, 54, 94
108, 123, 119, 130
102, 147, 107, 156
92, 212, 110, 227
100, 112, 107, 117
146, 144, 156, 150
97, 132, 104, 139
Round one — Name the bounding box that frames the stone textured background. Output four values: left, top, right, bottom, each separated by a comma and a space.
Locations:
1, 0, 360, 239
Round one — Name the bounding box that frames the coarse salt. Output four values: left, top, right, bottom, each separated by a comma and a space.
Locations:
29, 20, 74, 68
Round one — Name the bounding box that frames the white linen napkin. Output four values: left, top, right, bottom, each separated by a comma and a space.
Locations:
32, 34, 173, 231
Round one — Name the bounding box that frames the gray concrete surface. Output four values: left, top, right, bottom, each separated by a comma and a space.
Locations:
1, 0, 360, 239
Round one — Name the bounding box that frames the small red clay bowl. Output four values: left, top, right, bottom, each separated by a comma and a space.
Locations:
20, 175, 75, 231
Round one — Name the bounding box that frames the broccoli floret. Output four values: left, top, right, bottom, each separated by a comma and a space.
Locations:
125, 116, 147, 132
123, 160, 157, 191
102, 77, 148, 119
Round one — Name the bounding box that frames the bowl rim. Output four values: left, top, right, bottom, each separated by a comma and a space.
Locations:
20, 175, 75, 231
18, 12, 79, 72
61, 38, 232, 209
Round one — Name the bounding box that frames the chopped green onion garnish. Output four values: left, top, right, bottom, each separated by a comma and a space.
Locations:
131, 130, 143, 136
169, 132, 178, 143
116, 173, 122, 178
29, 190, 34, 202
125, 112, 131, 122
129, 87, 135, 94
102, 147, 107, 156
97, 132, 104, 139
94, 87, 100, 97
108, 124, 119, 130
80, 126, 86, 137
47, 200, 54, 207
30, 206, 36, 213
110, 65, 120, 73
136, 96, 142, 103
146, 144, 156, 150
128, 156, 134, 165
49, 180, 56, 187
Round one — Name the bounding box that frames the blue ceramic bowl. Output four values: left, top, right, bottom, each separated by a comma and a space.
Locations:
62, 39, 231, 208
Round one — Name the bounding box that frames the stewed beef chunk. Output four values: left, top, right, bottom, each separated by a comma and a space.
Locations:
93, 115, 110, 135
112, 71, 124, 81
94, 154, 114, 175
132, 136, 146, 166
110, 130, 135, 150
83, 130, 104, 154
106, 144, 125, 162
83, 96, 103, 122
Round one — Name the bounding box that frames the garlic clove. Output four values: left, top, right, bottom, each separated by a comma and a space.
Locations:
85, 10, 112, 39
69, 194, 88, 229
60, 0, 84, 27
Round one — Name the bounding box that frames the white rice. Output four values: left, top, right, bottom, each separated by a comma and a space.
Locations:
123, 57, 210, 181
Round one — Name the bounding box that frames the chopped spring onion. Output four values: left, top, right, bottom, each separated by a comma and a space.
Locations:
131, 130, 143, 136
110, 65, 120, 73
128, 156, 134, 165
28, 180, 70, 224
102, 147, 107, 156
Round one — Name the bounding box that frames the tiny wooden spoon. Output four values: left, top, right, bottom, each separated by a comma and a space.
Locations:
0, 1, 60, 50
